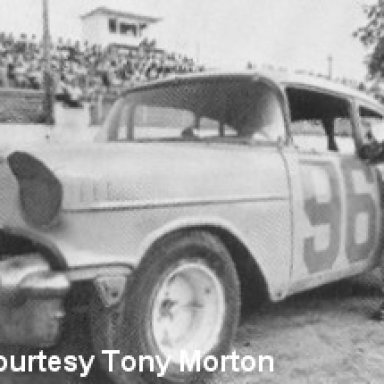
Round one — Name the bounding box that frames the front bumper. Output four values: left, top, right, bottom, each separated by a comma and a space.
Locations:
0, 254, 69, 347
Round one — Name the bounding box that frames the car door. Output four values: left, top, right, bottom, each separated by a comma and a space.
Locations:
282, 86, 381, 295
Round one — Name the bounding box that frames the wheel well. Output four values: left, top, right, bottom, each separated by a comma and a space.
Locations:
206, 227, 270, 312
0, 228, 66, 270
172, 226, 270, 314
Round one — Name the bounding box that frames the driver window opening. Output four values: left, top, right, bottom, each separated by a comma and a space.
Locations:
286, 87, 354, 154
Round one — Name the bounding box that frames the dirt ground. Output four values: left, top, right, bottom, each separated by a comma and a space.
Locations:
0, 270, 383, 384
214, 270, 384, 384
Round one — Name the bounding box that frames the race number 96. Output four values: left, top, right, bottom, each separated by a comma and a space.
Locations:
300, 159, 378, 274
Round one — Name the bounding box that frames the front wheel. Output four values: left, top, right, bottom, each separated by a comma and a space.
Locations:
90, 230, 240, 384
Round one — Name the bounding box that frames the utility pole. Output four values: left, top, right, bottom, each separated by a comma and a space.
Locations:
327, 54, 333, 80
42, 0, 54, 125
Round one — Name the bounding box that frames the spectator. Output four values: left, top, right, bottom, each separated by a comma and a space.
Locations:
0, 57, 8, 87
55, 74, 67, 102
14, 57, 28, 88
0, 31, 201, 93
64, 78, 83, 108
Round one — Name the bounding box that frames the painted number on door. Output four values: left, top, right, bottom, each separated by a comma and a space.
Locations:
300, 158, 377, 274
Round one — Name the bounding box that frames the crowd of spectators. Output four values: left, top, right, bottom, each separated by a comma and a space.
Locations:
4, 32, 381, 107
0, 32, 202, 104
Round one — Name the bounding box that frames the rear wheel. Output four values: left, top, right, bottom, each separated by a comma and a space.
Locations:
90, 230, 240, 384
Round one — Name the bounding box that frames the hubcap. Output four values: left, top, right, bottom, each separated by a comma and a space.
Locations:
151, 260, 225, 364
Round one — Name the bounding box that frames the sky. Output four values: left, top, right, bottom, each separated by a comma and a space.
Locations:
0, 0, 376, 80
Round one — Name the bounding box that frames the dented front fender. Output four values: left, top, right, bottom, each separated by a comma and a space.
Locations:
0, 254, 69, 347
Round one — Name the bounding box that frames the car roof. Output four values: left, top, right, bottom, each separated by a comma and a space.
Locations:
124, 69, 384, 114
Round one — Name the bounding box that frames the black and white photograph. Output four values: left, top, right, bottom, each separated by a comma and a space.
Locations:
1, 0, 384, 383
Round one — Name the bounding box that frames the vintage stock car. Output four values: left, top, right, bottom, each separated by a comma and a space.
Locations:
1, 70, 384, 383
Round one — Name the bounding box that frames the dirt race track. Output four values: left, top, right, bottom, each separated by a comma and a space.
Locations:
1, 270, 384, 384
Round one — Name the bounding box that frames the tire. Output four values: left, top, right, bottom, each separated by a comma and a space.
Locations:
90, 230, 240, 384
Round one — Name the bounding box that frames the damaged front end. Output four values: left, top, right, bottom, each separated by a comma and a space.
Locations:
0, 253, 69, 347
0, 150, 69, 347
0, 150, 133, 348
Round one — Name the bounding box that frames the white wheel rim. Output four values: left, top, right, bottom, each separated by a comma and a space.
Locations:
151, 260, 225, 364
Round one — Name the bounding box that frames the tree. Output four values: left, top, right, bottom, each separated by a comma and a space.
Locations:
354, 0, 384, 77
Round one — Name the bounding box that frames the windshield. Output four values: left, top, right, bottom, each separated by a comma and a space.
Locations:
98, 79, 286, 144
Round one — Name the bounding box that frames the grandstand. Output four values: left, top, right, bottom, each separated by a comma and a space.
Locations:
0, 4, 380, 112
0, 5, 202, 104
0, 3, 205, 125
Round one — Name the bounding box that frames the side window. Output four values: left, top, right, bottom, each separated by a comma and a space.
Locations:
359, 105, 384, 143
102, 81, 286, 143
132, 107, 237, 140
198, 117, 236, 138
287, 88, 354, 154
134, 105, 194, 140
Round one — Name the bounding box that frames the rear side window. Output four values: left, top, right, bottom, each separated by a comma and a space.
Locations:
286, 87, 354, 154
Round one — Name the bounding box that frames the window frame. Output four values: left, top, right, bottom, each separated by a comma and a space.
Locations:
108, 78, 290, 145
283, 84, 358, 154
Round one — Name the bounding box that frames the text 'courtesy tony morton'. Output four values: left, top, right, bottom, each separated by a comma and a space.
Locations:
0, 350, 275, 378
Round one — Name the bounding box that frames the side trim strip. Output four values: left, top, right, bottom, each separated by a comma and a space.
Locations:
62, 194, 288, 213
